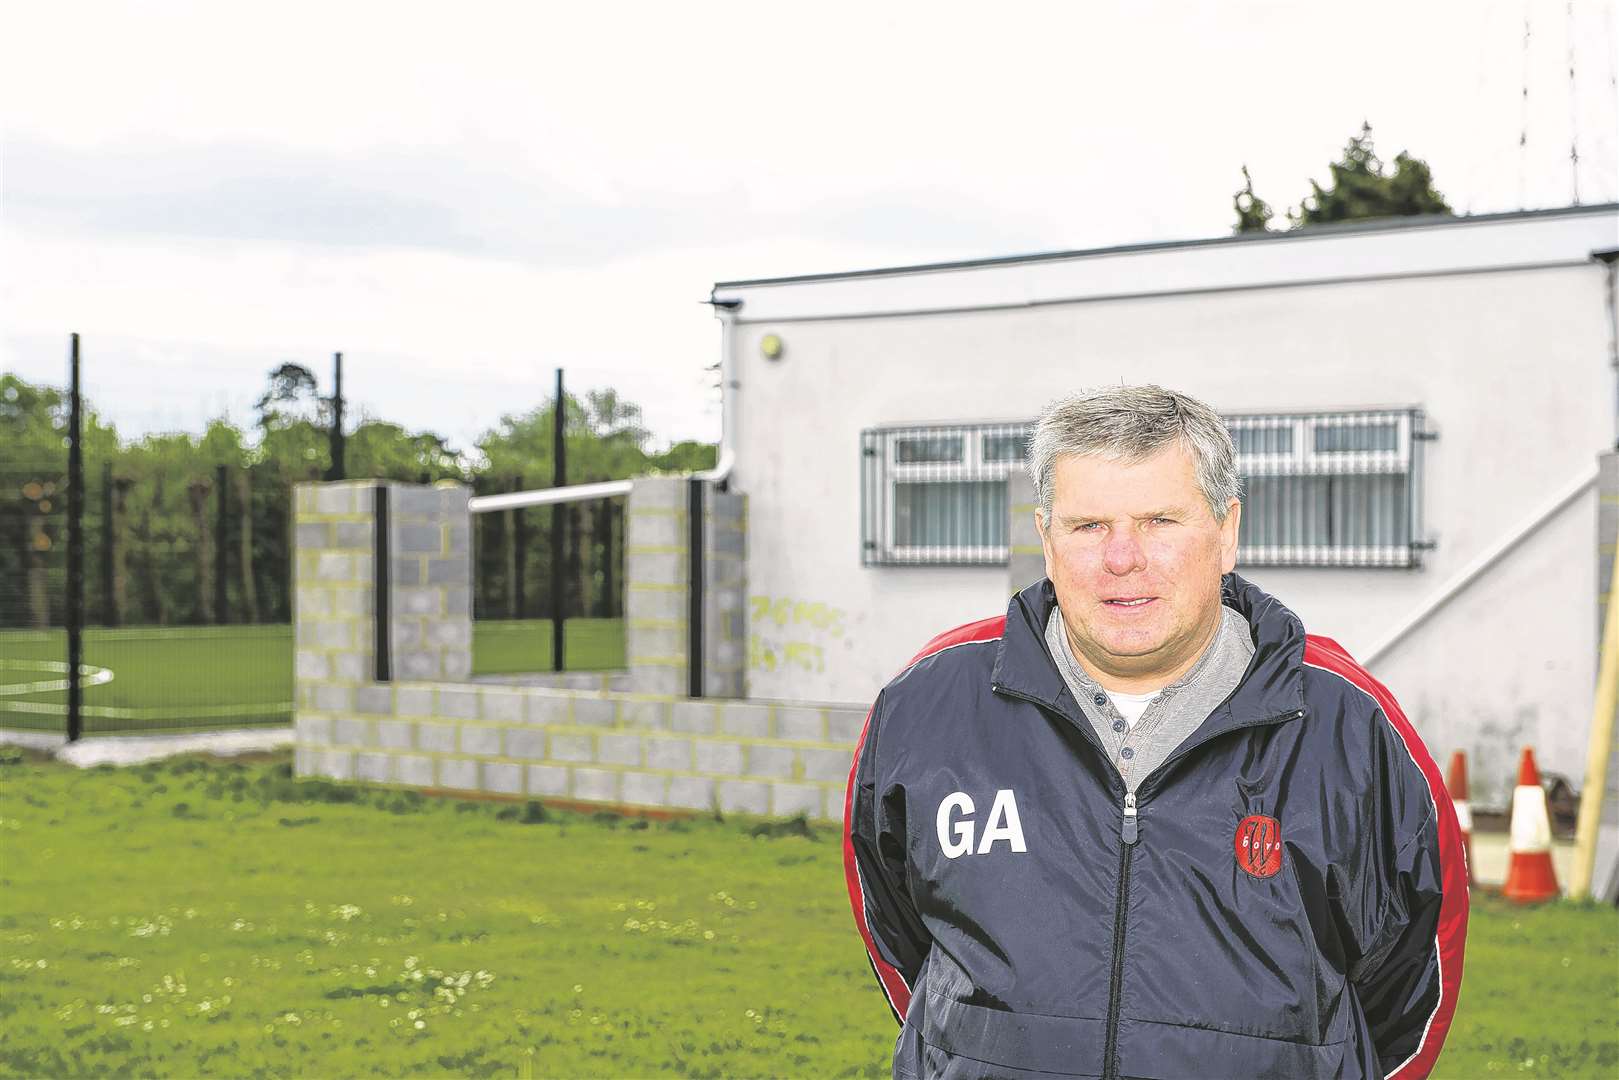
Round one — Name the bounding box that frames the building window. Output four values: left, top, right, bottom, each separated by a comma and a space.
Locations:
861, 423, 1031, 565
1229, 408, 1430, 568
860, 408, 1430, 568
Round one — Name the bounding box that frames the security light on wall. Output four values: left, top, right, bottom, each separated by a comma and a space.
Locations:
759, 333, 784, 361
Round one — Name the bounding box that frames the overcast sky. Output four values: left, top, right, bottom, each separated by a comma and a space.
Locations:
3, 0, 1616, 459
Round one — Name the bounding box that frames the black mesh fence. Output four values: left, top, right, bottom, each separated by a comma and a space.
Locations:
0, 457, 302, 735
78, 458, 300, 733
470, 488, 629, 675
0, 462, 71, 733
2, 353, 719, 734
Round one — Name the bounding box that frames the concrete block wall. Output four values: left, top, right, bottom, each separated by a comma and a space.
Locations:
625, 477, 690, 697
472, 670, 636, 692
293, 481, 380, 713
624, 477, 748, 699
294, 682, 867, 821
704, 490, 747, 697
294, 477, 864, 821
386, 483, 472, 682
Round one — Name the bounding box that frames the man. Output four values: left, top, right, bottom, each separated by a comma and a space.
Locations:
843, 385, 1468, 1080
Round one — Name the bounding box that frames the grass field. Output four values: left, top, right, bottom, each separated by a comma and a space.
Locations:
0, 619, 625, 735
470, 619, 626, 677
1, 751, 1615, 1078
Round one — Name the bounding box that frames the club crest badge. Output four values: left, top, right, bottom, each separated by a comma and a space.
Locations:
1235, 814, 1283, 878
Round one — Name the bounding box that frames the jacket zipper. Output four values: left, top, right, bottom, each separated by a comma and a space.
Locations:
992, 682, 1305, 1079
993, 683, 1136, 1078
1103, 792, 1138, 1080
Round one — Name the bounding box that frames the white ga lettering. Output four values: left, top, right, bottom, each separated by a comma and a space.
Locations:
936, 789, 1027, 858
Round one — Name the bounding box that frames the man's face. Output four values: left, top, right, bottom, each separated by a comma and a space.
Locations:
1034, 442, 1240, 690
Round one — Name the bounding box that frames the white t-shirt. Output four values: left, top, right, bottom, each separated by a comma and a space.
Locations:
1107, 689, 1160, 730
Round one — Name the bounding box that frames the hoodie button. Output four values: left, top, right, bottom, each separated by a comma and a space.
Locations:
1120, 747, 1135, 760
1111, 720, 1125, 733
1092, 692, 1107, 707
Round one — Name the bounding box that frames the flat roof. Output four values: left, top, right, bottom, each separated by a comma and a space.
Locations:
713, 203, 1619, 290
710, 203, 1619, 323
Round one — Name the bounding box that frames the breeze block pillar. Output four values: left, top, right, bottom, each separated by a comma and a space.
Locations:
1008, 473, 1045, 595
624, 477, 747, 699
292, 480, 380, 779
293, 480, 471, 778
703, 486, 748, 698
385, 483, 473, 683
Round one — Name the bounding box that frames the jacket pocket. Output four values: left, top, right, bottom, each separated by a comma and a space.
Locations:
1113, 1015, 1354, 1079
918, 990, 1107, 1077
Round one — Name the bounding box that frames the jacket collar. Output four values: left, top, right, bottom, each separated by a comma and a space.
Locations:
991, 572, 1307, 731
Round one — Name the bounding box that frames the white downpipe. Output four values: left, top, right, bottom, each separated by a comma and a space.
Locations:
703, 305, 739, 487
1362, 464, 1600, 667
468, 479, 633, 514
695, 445, 735, 484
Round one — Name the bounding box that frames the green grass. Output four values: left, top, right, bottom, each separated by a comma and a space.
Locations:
0, 751, 1615, 1079
1445, 892, 1619, 1076
0, 620, 625, 735
0, 626, 295, 733
467, 618, 625, 676
0, 749, 885, 1078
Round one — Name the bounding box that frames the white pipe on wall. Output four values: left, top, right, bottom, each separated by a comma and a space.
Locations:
468, 479, 633, 514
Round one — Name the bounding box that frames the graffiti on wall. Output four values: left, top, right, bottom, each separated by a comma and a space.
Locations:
748, 596, 847, 674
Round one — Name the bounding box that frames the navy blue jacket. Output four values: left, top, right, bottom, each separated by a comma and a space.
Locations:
843, 574, 1467, 1079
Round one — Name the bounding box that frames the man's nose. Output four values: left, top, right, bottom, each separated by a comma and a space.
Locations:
1102, 530, 1146, 575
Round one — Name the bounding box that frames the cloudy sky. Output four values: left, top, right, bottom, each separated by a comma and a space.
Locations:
3, 0, 1616, 459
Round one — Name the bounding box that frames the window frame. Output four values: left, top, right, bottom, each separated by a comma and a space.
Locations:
860, 407, 1432, 569
861, 422, 1031, 566
1225, 407, 1429, 569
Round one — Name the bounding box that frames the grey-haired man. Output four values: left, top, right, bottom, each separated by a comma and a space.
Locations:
844, 384, 1468, 1079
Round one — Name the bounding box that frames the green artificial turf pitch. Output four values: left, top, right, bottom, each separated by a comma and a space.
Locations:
0, 750, 1615, 1078
0, 620, 625, 735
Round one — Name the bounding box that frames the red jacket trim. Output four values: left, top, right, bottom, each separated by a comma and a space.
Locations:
842, 615, 1007, 1022
1303, 635, 1468, 1080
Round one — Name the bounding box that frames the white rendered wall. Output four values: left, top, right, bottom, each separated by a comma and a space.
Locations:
728, 263, 1612, 806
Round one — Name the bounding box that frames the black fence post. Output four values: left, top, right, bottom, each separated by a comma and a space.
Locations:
215, 463, 228, 624
551, 368, 566, 672
67, 333, 83, 742
374, 483, 391, 681
687, 478, 704, 699
327, 352, 345, 482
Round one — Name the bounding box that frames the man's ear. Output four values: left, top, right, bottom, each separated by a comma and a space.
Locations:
1219, 498, 1242, 574
1035, 509, 1055, 579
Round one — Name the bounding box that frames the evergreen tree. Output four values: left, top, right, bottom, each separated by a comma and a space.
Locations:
1289, 123, 1450, 227
1233, 123, 1450, 233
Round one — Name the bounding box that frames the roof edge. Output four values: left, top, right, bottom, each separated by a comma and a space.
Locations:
710, 203, 1619, 294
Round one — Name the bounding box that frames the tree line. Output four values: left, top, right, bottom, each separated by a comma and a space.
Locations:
0, 366, 715, 629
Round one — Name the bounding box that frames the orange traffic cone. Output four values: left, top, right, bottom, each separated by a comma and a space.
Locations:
1501, 747, 1560, 903
1446, 751, 1476, 888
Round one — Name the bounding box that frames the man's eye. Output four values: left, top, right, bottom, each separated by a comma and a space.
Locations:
1076, 522, 1102, 532
1152, 517, 1175, 525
